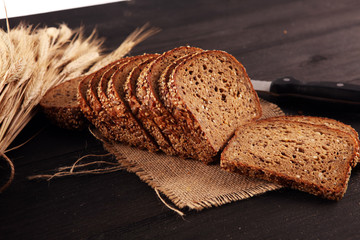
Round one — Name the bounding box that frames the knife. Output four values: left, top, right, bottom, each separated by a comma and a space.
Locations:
251, 77, 360, 106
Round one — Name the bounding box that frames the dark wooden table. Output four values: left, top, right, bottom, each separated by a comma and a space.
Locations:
1, 0, 360, 239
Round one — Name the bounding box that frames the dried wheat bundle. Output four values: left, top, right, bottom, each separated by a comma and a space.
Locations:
0, 22, 159, 192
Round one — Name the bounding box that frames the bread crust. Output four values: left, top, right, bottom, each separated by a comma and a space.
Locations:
78, 73, 112, 136
221, 158, 351, 200
157, 54, 201, 158
273, 115, 359, 140
86, 58, 131, 141
135, 67, 176, 154
41, 105, 87, 130
140, 46, 203, 158
124, 59, 152, 116
78, 58, 128, 140
104, 54, 160, 151
135, 48, 204, 155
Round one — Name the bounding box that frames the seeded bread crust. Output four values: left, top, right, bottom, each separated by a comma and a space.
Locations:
96, 56, 144, 144
158, 53, 207, 159
123, 56, 174, 154
124, 58, 153, 116
159, 55, 192, 111
78, 58, 127, 141
166, 50, 262, 163
135, 48, 202, 155
103, 54, 159, 151
87, 58, 132, 142
273, 115, 360, 166
220, 118, 358, 200
140, 46, 204, 158
78, 73, 114, 139
40, 76, 87, 130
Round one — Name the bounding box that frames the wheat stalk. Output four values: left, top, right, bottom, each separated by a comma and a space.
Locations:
0, 21, 159, 192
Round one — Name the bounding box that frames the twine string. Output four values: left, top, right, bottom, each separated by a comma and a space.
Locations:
28, 153, 124, 181
154, 188, 186, 218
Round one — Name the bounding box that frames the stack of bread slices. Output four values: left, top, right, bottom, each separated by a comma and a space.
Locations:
42, 46, 263, 163
40, 46, 359, 200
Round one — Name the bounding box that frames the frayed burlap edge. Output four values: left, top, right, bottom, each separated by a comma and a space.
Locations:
102, 141, 282, 211
99, 99, 284, 212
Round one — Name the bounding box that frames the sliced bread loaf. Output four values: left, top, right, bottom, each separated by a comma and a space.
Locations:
104, 54, 160, 151
135, 46, 203, 155
40, 76, 87, 130
220, 118, 358, 200
139, 46, 204, 158
166, 50, 262, 163
158, 53, 205, 158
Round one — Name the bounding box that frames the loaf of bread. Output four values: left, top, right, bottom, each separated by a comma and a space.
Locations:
220, 117, 359, 200
42, 47, 262, 162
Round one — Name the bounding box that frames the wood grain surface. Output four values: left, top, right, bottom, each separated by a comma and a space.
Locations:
1, 0, 360, 239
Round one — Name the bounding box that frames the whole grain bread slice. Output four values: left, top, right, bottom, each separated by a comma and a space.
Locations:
79, 58, 129, 141
166, 50, 262, 163
220, 118, 358, 200
135, 47, 203, 155
158, 55, 192, 111
138, 46, 204, 158
78, 73, 113, 138
124, 58, 153, 116
158, 53, 205, 158
40, 76, 87, 130
103, 54, 160, 151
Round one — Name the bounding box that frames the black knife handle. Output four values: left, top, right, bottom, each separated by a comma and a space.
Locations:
270, 77, 360, 102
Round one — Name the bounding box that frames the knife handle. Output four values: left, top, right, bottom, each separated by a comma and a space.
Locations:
270, 77, 360, 102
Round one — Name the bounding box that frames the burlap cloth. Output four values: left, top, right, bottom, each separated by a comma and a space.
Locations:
101, 99, 284, 211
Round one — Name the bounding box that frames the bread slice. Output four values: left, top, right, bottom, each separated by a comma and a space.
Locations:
88, 58, 133, 141
158, 53, 206, 158
124, 58, 153, 116
103, 54, 160, 151
123, 56, 173, 153
40, 76, 87, 130
159, 55, 193, 111
273, 115, 359, 166
78, 58, 129, 141
166, 50, 262, 163
220, 118, 358, 200
78, 73, 112, 137
139, 46, 203, 157
135, 47, 203, 155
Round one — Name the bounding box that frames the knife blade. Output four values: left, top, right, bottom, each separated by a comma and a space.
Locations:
251, 77, 360, 106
